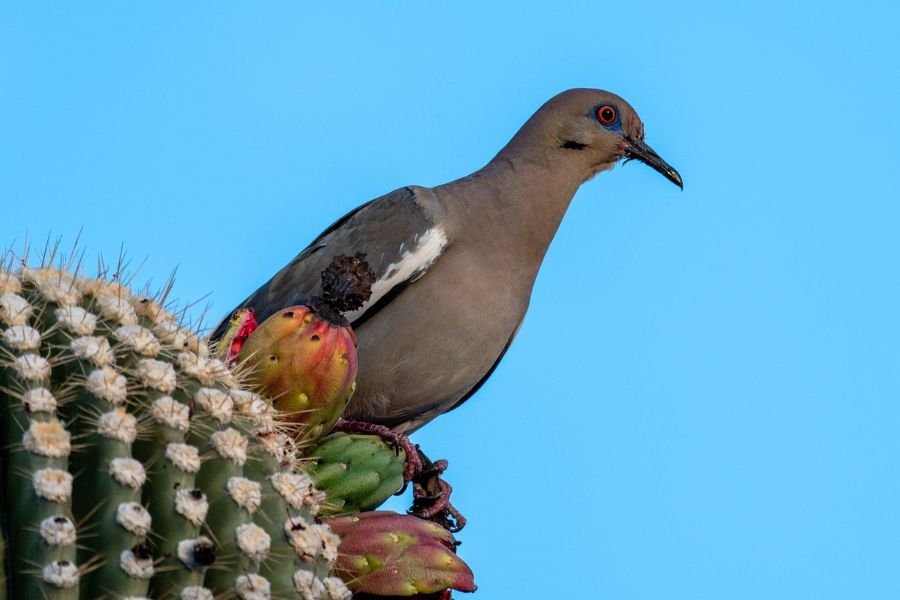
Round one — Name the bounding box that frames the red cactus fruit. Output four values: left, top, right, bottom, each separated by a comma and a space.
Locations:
238, 254, 374, 442
325, 511, 476, 596
215, 307, 258, 367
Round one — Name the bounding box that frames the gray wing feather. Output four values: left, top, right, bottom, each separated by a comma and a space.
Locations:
213, 186, 440, 337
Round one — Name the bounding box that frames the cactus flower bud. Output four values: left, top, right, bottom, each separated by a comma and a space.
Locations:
325, 511, 476, 596
308, 432, 406, 514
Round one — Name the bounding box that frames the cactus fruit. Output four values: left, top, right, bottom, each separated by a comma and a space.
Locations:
0, 260, 350, 600
215, 307, 258, 367
308, 432, 406, 515
238, 254, 375, 443
238, 305, 357, 444
325, 511, 476, 596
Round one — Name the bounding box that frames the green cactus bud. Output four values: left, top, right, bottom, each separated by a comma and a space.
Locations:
0, 259, 349, 600
308, 432, 406, 514
325, 511, 476, 596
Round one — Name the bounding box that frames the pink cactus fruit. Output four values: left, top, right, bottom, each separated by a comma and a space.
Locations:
325, 511, 476, 596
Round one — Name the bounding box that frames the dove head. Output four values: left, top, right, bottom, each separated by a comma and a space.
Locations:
497, 88, 682, 189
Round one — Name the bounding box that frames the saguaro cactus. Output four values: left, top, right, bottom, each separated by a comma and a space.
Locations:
0, 260, 350, 599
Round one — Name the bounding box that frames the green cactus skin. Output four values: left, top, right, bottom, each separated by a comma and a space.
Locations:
0, 262, 351, 600
325, 511, 476, 596
0, 525, 6, 600
308, 433, 406, 515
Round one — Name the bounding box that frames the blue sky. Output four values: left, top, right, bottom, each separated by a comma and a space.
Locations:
2, 2, 899, 598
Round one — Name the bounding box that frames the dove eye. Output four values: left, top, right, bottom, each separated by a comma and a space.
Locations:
596, 105, 617, 126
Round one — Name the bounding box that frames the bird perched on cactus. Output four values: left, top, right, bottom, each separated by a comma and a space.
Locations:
233, 253, 375, 443
213, 89, 681, 436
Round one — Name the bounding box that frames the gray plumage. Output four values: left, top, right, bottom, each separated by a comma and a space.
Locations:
215, 89, 682, 433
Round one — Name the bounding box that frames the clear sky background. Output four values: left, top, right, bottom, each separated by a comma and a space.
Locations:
2, 2, 899, 599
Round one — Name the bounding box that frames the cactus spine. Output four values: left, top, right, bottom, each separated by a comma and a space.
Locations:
0, 260, 350, 600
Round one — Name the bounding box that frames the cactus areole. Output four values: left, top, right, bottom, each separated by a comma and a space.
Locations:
238, 254, 375, 441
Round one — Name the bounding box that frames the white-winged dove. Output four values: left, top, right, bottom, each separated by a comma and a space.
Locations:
215, 89, 682, 433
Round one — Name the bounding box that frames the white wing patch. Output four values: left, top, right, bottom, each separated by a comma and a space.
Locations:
346, 226, 448, 322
